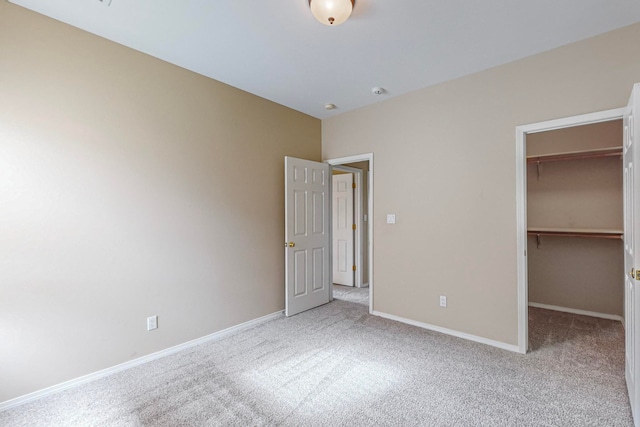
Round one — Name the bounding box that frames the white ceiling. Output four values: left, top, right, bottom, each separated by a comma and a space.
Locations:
9, 0, 640, 119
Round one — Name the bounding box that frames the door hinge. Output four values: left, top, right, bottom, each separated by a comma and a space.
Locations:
353, 265, 356, 271
352, 224, 356, 230
352, 182, 356, 189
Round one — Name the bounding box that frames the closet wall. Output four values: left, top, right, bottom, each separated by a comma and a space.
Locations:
527, 120, 624, 317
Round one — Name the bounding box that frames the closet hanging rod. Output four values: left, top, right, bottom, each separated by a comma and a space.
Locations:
527, 230, 623, 240
526, 146, 622, 164
527, 229, 623, 249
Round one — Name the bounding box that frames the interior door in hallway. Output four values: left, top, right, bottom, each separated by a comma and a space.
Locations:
284, 157, 331, 316
332, 173, 354, 286
624, 83, 640, 425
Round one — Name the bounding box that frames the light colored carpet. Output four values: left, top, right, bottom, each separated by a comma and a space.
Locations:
332, 284, 369, 306
0, 302, 632, 426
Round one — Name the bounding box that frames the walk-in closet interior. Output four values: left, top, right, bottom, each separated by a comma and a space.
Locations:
527, 119, 624, 344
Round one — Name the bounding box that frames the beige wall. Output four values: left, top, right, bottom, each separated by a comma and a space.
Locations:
527, 122, 624, 316
527, 156, 623, 230
346, 161, 370, 172
527, 238, 623, 315
322, 23, 640, 346
526, 119, 623, 156
0, 2, 320, 403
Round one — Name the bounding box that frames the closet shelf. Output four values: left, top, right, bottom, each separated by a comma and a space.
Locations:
527, 227, 623, 240
527, 146, 622, 164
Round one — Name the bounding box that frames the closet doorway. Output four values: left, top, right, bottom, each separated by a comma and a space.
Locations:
515, 103, 640, 423
516, 108, 624, 353
516, 85, 640, 423
526, 119, 624, 330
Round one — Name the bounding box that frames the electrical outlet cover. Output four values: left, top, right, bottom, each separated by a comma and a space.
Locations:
147, 315, 158, 331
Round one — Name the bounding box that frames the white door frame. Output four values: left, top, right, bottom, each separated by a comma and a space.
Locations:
326, 153, 374, 314
515, 108, 625, 354
332, 165, 364, 288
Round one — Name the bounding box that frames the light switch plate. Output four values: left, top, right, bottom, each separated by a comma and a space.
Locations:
386, 214, 396, 224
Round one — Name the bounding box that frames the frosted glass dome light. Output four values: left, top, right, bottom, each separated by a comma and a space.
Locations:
309, 0, 354, 26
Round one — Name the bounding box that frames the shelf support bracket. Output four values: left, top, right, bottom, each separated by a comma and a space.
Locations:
536, 233, 541, 249
536, 160, 541, 181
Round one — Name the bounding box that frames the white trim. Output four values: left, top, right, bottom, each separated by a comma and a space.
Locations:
332, 165, 364, 288
328, 163, 334, 302
528, 302, 623, 322
516, 121, 528, 354
515, 107, 625, 355
368, 166, 373, 314
372, 310, 520, 353
517, 108, 626, 135
326, 154, 374, 315
0, 311, 283, 412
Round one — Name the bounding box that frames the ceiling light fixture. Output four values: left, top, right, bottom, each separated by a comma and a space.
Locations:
309, 0, 354, 26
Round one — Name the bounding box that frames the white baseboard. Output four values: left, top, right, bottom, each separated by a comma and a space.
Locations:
371, 310, 520, 354
528, 302, 623, 322
0, 310, 283, 412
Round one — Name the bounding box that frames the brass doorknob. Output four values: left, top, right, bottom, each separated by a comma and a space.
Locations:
288, 242, 295, 248
632, 268, 636, 278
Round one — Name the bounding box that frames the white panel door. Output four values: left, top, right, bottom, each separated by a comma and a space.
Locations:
285, 156, 331, 317
624, 83, 640, 426
332, 173, 354, 286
